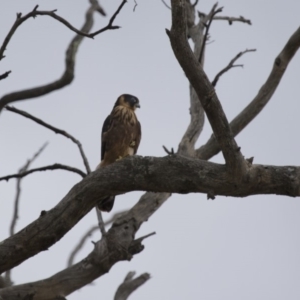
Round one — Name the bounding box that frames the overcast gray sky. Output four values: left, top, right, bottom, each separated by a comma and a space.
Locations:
1, 0, 300, 299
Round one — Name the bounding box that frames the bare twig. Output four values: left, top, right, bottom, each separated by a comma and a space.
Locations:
89, 0, 127, 37
0, 2, 103, 113
5, 142, 48, 286
133, 0, 138, 12
198, 11, 252, 25
67, 210, 127, 267
0, 71, 11, 81
161, 0, 171, 9
6, 106, 91, 174
9, 143, 48, 236
162, 145, 174, 155
0, 163, 86, 182
196, 26, 300, 160
199, 3, 223, 63
89, 0, 106, 16
212, 48, 256, 87
0, 5, 95, 61
132, 232, 156, 244
95, 207, 106, 236
114, 271, 151, 300
192, 0, 199, 8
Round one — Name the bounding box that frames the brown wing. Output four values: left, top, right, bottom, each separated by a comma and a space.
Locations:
101, 117, 132, 166
133, 120, 141, 154
101, 114, 112, 161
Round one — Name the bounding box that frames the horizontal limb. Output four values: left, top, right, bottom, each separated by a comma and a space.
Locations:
0, 163, 86, 182
0, 155, 299, 274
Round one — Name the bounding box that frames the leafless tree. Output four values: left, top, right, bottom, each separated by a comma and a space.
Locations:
0, 0, 299, 299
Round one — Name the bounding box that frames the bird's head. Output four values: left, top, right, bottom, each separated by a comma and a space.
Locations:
114, 94, 141, 111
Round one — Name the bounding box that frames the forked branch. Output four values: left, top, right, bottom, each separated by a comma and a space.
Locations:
212, 48, 256, 87
0, 1, 127, 113
114, 271, 151, 300
1, 155, 300, 276
6, 106, 91, 173
67, 210, 127, 267
89, 0, 127, 37
168, 0, 245, 173
196, 26, 300, 160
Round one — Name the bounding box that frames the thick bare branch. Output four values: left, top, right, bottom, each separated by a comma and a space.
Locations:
0, 276, 6, 288
0, 163, 86, 182
0, 71, 11, 81
196, 26, 300, 160
114, 271, 151, 300
212, 48, 256, 87
168, 0, 245, 173
177, 0, 206, 156
0, 155, 299, 275
0, 2, 99, 113
6, 106, 91, 174
67, 210, 127, 267
0, 191, 164, 299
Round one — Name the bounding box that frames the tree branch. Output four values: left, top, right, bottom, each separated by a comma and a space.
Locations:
0, 71, 11, 81
211, 48, 256, 87
167, 0, 245, 174
198, 11, 252, 25
114, 271, 150, 300
161, 0, 171, 10
5, 143, 48, 286
0, 155, 299, 275
67, 210, 127, 267
0, 2, 103, 113
0, 5, 95, 61
196, 26, 300, 160
177, 0, 206, 155
89, 0, 127, 38
6, 106, 91, 174
198, 3, 222, 64
0, 163, 86, 182
0, 191, 164, 299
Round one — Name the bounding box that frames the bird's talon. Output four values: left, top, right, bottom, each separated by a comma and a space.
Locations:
130, 141, 136, 147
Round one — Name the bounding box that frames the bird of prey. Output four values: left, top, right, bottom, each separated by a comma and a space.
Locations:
97, 94, 141, 212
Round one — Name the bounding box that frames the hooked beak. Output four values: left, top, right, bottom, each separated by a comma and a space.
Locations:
135, 103, 141, 109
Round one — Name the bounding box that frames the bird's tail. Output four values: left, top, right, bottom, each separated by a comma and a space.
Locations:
97, 196, 115, 212
96, 163, 115, 212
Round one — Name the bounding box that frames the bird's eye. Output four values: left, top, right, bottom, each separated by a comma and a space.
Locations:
131, 97, 136, 103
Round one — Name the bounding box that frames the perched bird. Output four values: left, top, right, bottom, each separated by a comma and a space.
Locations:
97, 94, 141, 212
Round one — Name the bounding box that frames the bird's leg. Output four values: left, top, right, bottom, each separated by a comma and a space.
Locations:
130, 140, 136, 147
116, 156, 123, 161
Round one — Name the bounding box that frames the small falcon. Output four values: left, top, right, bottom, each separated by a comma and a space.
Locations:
97, 94, 141, 212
